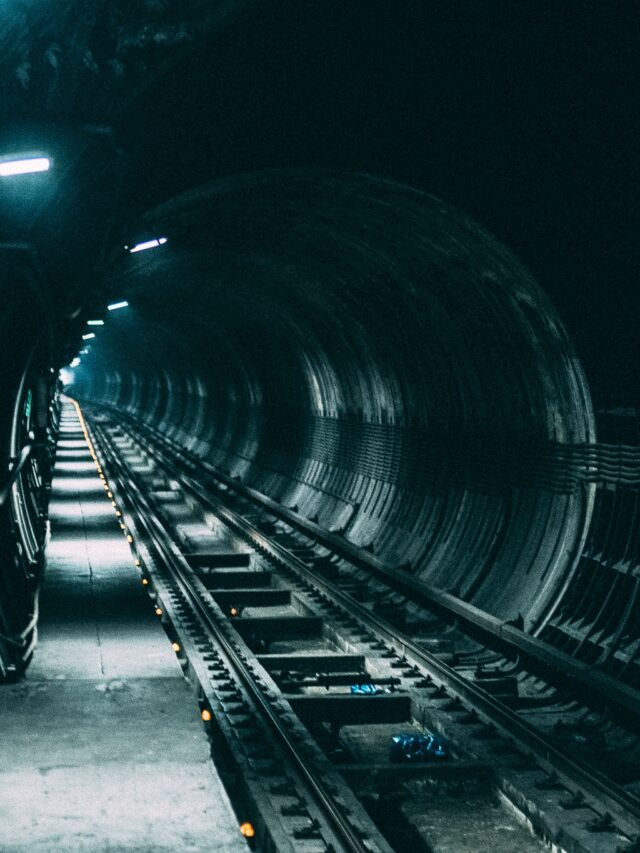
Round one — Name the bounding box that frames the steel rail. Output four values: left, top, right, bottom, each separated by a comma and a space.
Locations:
187, 483, 640, 838
209, 471, 640, 725
108, 416, 640, 840
91, 419, 379, 853
90, 405, 640, 727
164, 431, 640, 719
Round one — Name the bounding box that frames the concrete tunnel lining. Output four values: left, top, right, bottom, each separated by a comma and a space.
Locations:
71, 170, 595, 633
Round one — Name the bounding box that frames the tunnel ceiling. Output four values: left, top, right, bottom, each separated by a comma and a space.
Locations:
0, 1, 638, 406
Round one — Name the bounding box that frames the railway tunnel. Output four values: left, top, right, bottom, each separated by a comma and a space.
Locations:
0, 3, 639, 852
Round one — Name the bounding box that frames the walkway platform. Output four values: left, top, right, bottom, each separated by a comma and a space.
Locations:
0, 401, 246, 852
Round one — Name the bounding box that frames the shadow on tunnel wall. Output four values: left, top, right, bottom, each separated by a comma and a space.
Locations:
73, 171, 640, 685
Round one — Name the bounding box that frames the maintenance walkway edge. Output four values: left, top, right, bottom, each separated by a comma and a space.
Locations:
0, 400, 246, 853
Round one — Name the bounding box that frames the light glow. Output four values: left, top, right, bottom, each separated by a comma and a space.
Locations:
129, 237, 167, 254
0, 156, 50, 176
82, 333, 95, 340
70, 358, 81, 368
87, 320, 104, 326
107, 301, 129, 310
59, 368, 74, 386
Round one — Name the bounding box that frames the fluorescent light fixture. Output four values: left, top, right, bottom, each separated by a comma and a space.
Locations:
70, 357, 81, 368
107, 300, 129, 310
0, 157, 50, 177
128, 237, 167, 253
87, 319, 104, 326
59, 368, 74, 386
82, 332, 95, 340
80, 348, 89, 354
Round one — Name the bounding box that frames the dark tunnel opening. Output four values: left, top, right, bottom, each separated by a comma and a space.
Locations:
70, 170, 599, 634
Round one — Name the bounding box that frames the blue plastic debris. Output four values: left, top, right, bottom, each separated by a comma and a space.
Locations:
389, 732, 448, 762
350, 683, 384, 695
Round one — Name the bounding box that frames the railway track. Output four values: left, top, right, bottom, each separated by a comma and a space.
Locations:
76, 400, 640, 853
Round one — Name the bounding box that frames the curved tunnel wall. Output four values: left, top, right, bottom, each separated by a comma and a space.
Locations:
0, 250, 55, 677
71, 171, 600, 637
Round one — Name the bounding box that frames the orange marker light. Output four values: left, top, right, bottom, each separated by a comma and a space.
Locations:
230, 607, 238, 617
107, 491, 113, 498
127, 535, 133, 543
142, 578, 149, 586
111, 500, 117, 507
201, 708, 212, 722
155, 607, 163, 616
239, 822, 255, 838
171, 642, 181, 653
135, 559, 141, 567
115, 510, 122, 517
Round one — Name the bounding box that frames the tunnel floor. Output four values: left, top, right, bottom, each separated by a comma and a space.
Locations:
0, 403, 244, 852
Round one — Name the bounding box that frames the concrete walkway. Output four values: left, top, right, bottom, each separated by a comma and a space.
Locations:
0, 401, 246, 852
